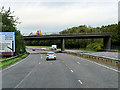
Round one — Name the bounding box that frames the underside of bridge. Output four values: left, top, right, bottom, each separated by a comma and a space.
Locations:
60, 37, 111, 51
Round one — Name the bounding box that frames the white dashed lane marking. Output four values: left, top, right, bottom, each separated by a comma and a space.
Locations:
70, 70, 73, 72
15, 67, 35, 88
78, 80, 83, 84
77, 62, 80, 64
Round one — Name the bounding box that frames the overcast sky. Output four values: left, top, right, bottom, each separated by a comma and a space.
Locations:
1, 0, 119, 34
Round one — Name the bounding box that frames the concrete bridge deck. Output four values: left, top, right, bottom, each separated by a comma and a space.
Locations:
23, 33, 112, 51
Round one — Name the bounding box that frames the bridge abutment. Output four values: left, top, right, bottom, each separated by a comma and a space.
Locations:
104, 37, 111, 50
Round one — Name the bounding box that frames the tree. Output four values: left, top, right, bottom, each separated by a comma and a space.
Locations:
59, 24, 118, 50
1, 7, 25, 55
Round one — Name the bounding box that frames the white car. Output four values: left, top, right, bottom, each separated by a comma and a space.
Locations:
46, 52, 56, 60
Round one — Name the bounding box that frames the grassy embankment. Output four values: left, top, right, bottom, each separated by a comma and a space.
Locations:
0, 57, 7, 61
0, 53, 29, 69
27, 46, 51, 49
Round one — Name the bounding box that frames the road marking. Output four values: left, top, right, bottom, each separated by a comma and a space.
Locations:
39, 62, 41, 64
70, 70, 73, 72
15, 68, 34, 88
78, 80, 83, 84
85, 59, 120, 73
41, 55, 42, 59
0, 58, 26, 72
77, 62, 80, 64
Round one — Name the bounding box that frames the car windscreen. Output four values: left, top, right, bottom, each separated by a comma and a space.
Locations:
47, 52, 55, 54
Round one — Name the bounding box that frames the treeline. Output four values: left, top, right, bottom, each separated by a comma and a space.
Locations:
26, 40, 61, 48
60, 24, 119, 50
1, 7, 26, 55
26, 24, 119, 51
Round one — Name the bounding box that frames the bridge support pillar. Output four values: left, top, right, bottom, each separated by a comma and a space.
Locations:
61, 38, 65, 51
104, 37, 111, 50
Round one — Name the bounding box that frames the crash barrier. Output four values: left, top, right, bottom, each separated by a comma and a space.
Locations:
26, 47, 51, 51
0, 52, 27, 62
64, 51, 120, 66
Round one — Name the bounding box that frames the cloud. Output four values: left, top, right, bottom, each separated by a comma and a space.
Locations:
15, 3, 117, 25
119, 1, 120, 22
1, 0, 119, 33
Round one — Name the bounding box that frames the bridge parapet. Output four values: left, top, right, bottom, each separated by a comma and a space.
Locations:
22, 32, 112, 36
24, 33, 111, 37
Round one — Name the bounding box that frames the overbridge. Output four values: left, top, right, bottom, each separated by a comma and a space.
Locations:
24, 33, 111, 51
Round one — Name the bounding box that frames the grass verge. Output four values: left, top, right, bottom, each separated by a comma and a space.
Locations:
27, 46, 51, 49
0, 53, 29, 69
0, 57, 7, 61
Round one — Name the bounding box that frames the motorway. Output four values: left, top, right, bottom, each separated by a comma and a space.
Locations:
2, 48, 119, 88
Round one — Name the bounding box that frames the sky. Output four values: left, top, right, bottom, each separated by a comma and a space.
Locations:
0, 0, 119, 35
118, 1, 120, 22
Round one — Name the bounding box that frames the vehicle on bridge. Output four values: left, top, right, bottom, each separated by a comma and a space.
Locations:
32, 48, 36, 51
46, 52, 56, 60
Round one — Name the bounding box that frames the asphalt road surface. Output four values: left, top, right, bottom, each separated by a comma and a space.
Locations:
65, 50, 119, 60
2, 49, 119, 88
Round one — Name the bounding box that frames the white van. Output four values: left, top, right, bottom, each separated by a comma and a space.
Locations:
51, 45, 57, 50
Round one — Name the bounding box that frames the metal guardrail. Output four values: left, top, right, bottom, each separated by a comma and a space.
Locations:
64, 51, 120, 65
0, 53, 26, 62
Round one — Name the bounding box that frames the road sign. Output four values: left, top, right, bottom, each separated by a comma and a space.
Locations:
0, 32, 15, 53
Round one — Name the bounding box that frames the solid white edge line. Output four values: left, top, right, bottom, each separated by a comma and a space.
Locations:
63, 52, 120, 72
77, 62, 80, 64
78, 80, 83, 84
0, 58, 26, 72
85, 59, 120, 73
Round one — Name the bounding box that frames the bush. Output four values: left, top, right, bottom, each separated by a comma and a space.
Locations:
87, 42, 103, 51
